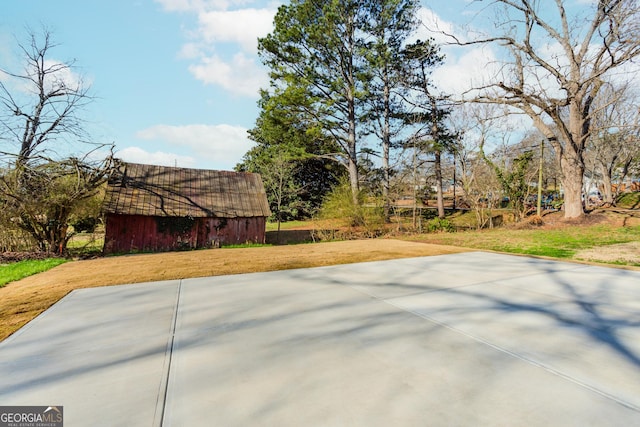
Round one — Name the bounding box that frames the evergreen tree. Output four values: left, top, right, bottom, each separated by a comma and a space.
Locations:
361, 0, 420, 220
401, 40, 456, 219
258, 0, 368, 204
240, 89, 342, 220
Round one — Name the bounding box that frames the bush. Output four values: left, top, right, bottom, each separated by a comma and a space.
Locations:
0, 211, 39, 252
318, 179, 385, 237
527, 215, 544, 226
426, 218, 454, 233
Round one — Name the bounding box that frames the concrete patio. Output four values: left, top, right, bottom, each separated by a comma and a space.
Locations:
1, 252, 639, 426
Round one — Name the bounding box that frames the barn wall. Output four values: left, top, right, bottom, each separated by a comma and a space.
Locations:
195, 217, 267, 248
103, 214, 267, 254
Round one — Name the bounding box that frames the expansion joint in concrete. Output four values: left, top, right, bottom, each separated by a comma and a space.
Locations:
154, 279, 183, 427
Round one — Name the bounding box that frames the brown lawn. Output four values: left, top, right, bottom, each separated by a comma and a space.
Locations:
0, 239, 467, 342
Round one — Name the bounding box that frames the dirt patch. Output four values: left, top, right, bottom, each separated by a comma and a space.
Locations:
508, 210, 636, 230
536, 211, 609, 229
574, 241, 640, 265
0, 239, 467, 342
0, 252, 54, 264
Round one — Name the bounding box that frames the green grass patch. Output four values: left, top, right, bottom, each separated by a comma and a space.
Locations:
0, 258, 68, 287
407, 223, 640, 261
446, 210, 478, 228
66, 233, 104, 255
616, 192, 640, 209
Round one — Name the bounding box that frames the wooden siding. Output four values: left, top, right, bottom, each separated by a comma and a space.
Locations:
103, 162, 271, 218
102, 162, 270, 254
103, 214, 267, 254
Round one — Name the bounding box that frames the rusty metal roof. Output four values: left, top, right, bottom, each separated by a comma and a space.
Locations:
103, 162, 271, 218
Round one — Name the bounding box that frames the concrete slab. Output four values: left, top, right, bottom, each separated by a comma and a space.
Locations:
0, 280, 180, 426
1, 252, 639, 426
324, 252, 584, 299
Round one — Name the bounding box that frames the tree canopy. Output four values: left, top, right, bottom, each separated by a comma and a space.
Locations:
252, 0, 445, 215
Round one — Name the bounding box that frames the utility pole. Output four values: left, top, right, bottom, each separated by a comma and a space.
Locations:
453, 154, 457, 210
536, 140, 544, 216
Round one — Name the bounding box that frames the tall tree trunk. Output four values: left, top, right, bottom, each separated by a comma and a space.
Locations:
347, 112, 359, 207
348, 154, 359, 206
599, 164, 614, 206
434, 150, 445, 219
560, 150, 585, 218
347, 77, 360, 205
561, 103, 589, 218
382, 137, 390, 220
346, 25, 359, 207
382, 70, 391, 221
431, 95, 445, 219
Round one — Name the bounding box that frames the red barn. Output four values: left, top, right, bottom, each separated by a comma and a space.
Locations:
102, 162, 271, 254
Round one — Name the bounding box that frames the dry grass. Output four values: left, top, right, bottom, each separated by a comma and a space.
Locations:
405, 210, 640, 262
574, 241, 640, 264
0, 239, 466, 342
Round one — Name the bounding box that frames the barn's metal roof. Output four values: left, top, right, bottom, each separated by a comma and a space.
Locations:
103, 162, 271, 218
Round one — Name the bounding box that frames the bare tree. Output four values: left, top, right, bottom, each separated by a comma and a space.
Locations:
448, 103, 509, 227
0, 30, 92, 168
453, 0, 640, 218
585, 83, 640, 205
0, 29, 114, 253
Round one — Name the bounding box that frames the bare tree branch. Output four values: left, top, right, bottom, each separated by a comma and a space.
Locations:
0, 28, 114, 254
443, 0, 640, 218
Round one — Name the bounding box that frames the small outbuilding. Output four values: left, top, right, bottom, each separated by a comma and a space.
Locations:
102, 162, 271, 254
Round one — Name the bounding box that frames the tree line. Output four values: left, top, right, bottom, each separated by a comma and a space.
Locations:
1, 1, 640, 254
237, 0, 456, 226
238, 0, 640, 225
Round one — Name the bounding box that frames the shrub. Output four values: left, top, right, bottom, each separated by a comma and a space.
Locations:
318, 179, 385, 237
528, 215, 544, 226
426, 218, 454, 233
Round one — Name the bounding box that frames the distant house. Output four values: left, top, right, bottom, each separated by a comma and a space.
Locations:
102, 162, 271, 254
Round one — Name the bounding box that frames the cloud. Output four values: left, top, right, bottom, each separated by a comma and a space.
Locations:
134, 123, 255, 170
413, 7, 459, 45
197, 8, 276, 53
155, 0, 264, 13
432, 45, 500, 97
43, 59, 89, 91
1, 58, 88, 95
177, 42, 202, 59
116, 146, 197, 168
410, 7, 494, 98
155, 0, 276, 97
154, 0, 229, 13
188, 52, 267, 97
